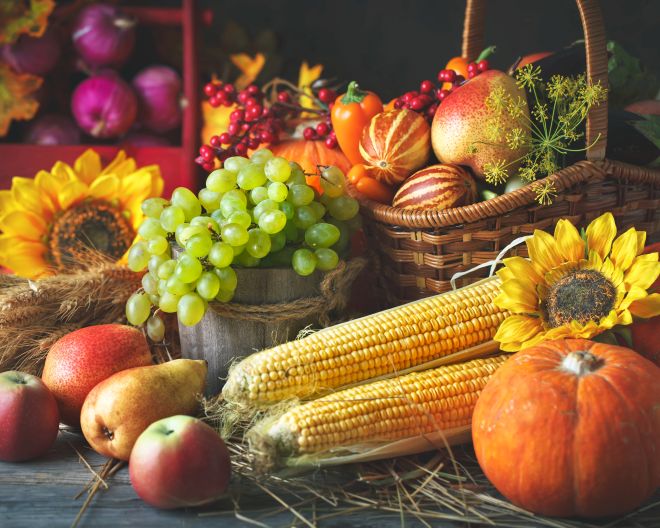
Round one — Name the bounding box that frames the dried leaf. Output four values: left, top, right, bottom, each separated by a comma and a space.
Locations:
0, 63, 43, 136
0, 0, 55, 44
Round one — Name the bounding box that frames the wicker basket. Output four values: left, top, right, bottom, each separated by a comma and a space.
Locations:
349, 0, 660, 305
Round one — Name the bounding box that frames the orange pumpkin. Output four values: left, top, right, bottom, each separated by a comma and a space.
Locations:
270, 139, 351, 188
472, 339, 660, 518
358, 109, 430, 186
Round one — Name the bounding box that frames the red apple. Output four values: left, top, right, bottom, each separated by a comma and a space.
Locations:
0, 371, 60, 462
129, 415, 231, 509
42, 324, 153, 426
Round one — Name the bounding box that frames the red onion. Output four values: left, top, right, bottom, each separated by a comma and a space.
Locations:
72, 3, 136, 68
24, 114, 81, 145
1, 27, 61, 76
132, 66, 183, 133
121, 132, 171, 147
71, 73, 137, 138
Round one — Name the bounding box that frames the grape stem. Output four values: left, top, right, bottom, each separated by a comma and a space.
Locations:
262, 77, 327, 111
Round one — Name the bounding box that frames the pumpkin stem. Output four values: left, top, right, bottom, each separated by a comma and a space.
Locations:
341, 81, 366, 105
561, 351, 604, 376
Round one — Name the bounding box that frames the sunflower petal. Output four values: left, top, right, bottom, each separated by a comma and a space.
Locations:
0, 239, 49, 279
526, 230, 564, 273
629, 293, 660, 318
100, 151, 128, 176
89, 174, 120, 200
0, 189, 18, 214
0, 210, 47, 241
496, 267, 515, 282
494, 279, 539, 313
73, 149, 102, 185
554, 219, 585, 262
610, 227, 638, 272
494, 315, 544, 351
500, 256, 543, 285
586, 212, 617, 260
636, 231, 647, 255
620, 286, 649, 310
50, 161, 77, 183
624, 257, 660, 291
58, 180, 88, 210
11, 176, 53, 219
585, 249, 603, 271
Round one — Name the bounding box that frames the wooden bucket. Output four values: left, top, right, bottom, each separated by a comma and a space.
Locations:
178, 268, 322, 397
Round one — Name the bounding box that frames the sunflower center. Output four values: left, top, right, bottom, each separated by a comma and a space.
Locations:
48, 200, 135, 269
545, 269, 616, 328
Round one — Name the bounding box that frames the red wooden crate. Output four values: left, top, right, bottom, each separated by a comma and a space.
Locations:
0, 0, 207, 197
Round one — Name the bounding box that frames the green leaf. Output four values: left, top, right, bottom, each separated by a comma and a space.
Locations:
629, 115, 660, 150
612, 325, 633, 348
592, 330, 619, 346
0, 0, 54, 44
607, 41, 659, 108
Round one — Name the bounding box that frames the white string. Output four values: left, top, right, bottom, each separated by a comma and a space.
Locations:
450, 235, 531, 290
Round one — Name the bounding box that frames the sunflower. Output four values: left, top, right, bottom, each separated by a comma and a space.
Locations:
0, 149, 163, 279
494, 212, 660, 351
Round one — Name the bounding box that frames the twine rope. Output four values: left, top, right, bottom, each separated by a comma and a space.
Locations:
208, 257, 368, 326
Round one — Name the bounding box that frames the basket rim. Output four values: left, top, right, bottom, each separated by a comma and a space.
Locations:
348, 159, 660, 230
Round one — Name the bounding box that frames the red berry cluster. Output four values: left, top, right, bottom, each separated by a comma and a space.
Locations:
301, 87, 338, 149
394, 59, 490, 123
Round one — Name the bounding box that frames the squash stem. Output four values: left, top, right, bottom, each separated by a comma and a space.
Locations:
561, 351, 603, 376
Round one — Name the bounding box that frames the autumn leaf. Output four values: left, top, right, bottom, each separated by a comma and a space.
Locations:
0, 63, 43, 136
0, 0, 55, 44
230, 53, 266, 90
298, 61, 323, 116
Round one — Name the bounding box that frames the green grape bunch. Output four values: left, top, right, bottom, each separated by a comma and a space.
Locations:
125, 149, 361, 335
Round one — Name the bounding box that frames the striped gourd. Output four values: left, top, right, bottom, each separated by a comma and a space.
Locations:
359, 109, 430, 185
392, 164, 477, 211
223, 277, 508, 409
248, 354, 508, 466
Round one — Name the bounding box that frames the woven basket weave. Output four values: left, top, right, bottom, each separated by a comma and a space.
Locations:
349, 0, 660, 304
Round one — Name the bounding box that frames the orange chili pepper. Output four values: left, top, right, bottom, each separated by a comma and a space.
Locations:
384, 98, 397, 112
330, 81, 383, 166
305, 174, 323, 195
347, 164, 368, 185
348, 164, 394, 204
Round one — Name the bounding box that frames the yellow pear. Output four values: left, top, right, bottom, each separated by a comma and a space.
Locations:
80, 359, 207, 461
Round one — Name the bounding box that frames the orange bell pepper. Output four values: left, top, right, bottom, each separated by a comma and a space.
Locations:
331, 81, 383, 165
347, 164, 394, 205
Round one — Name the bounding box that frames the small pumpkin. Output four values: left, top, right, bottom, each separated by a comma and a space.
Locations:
358, 109, 430, 185
392, 163, 476, 210
271, 139, 351, 176
472, 339, 660, 518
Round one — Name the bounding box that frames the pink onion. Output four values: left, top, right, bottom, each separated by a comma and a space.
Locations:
121, 132, 171, 147
72, 3, 136, 68
1, 27, 61, 76
71, 72, 137, 138
132, 66, 183, 133
24, 114, 81, 145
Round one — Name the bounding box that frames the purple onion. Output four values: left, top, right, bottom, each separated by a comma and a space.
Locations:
72, 3, 136, 68
121, 132, 171, 147
71, 72, 137, 138
24, 114, 81, 145
1, 27, 61, 76
132, 66, 183, 133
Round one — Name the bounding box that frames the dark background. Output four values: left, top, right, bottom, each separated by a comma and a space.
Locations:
198, 0, 659, 99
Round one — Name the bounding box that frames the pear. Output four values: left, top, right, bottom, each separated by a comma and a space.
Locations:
80, 359, 207, 461
431, 70, 530, 179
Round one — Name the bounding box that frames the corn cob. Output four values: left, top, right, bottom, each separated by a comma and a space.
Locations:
223, 277, 507, 408
249, 355, 508, 466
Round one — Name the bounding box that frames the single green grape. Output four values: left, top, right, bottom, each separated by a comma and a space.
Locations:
289, 184, 315, 206
210, 209, 225, 223
267, 181, 288, 202
206, 168, 237, 193
259, 209, 287, 234
141, 272, 158, 295
309, 201, 326, 220
328, 218, 351, 254
237, 163, 267, 190
147, 236, 169, 256
191, 216, 220, 234
264, 156, 291, 182
177, 224, 207, 246
157, 278, 168, 296
215, 289, 235, 302
246, 228, 271, 258
186, 233, 213, 258
292, 248, 317, 276
177, 292, 206, 326
157, 259, 177, 280
214, 266, 238, 290
220, 189, 248, 217
148, 254, 169, 276
171, 187, 202, 221
196, 271, 221, 300
126, 292, 151, 325
146, 314, 166, 342
224, 156, 250, 173
252, 199, 278, 221
304, 223, 341, 248
280, 200, 294, 219
198, 188, 223, 212
249, 186, 269, 205
293, 205, 317, 229
160, 205, 186, 232
263, 246, 296, 267
149, 293, 160, 306
138, 218, 167, 240
127, 242, 149, 271
250, 148, 274, 165
233, 251, 261, 267
283, 222, 301, 242
166, 275, 193, 295
315, 248, 339, 271
208, 241, 233, 268
320, 166, 346, 198
227, 210, 252, 229
174, 253, 203, 283
221, 223, 249, 246
141, 197, 168, 219
327, 195, 359, 221
231, 243, 246, 257
270, 231, 287, 253
159, 291, 180, 313
288, 162, 306, 185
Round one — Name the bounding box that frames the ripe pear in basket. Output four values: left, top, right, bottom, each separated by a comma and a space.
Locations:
392, 164, 477, 211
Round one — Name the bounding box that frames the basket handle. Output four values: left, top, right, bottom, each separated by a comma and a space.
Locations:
461, 0, 608, 160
